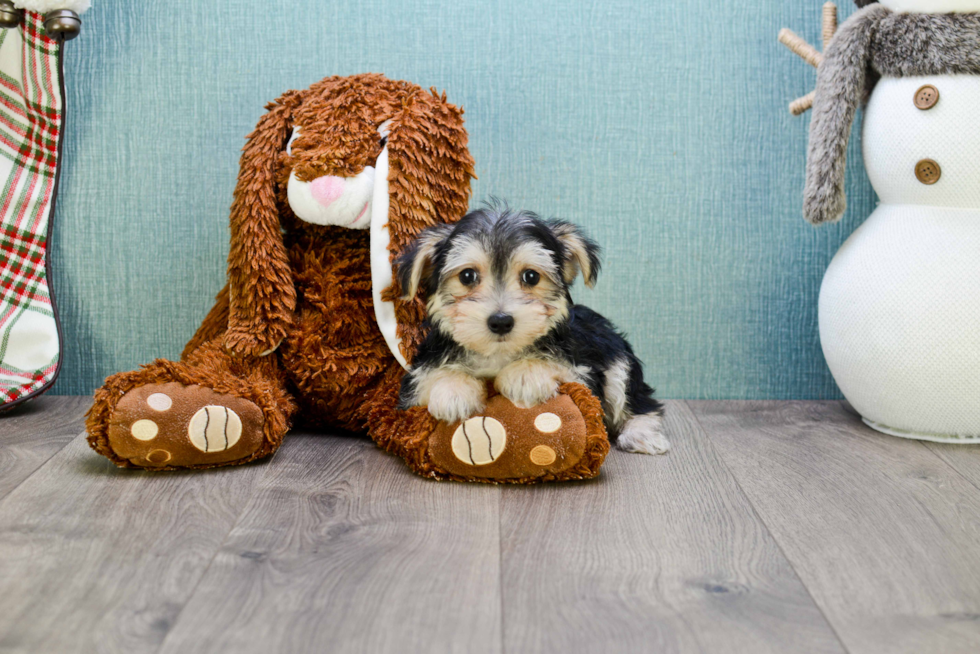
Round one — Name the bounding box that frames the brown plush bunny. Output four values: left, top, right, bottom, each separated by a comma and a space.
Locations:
85, 74, 609, 483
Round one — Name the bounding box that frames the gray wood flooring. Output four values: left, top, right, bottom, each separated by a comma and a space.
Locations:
1, 397, 978, 654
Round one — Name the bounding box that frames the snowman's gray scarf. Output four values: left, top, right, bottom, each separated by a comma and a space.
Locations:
803, 6, 980, 225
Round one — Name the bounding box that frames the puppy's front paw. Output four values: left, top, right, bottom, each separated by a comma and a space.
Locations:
426, 373, 486, 424
616, 413, 670, 455
494, 360, 562, 409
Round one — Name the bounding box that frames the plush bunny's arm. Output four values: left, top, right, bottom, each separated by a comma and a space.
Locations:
804, 4, 888, 225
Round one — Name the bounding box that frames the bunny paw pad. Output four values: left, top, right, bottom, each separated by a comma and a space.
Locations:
106, 382, 264, 468
430, 394, 591, 481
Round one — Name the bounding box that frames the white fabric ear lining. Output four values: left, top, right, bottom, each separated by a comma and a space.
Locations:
369, 142, 408, 370
289, 118, 406, 370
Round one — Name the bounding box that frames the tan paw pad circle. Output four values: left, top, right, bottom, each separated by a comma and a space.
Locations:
146, 393, 172, 412
529, 445, 557, 466
130, 419, 159, 441
188, 406, 243, 453
452, 416, 507, 466
534, 412, 562, 433
146, 449, 171, 465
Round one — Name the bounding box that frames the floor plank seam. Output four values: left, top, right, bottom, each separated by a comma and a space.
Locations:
918, 441, 980, 494
682, 401, 855, 654
497, 488, 507, 654
0, 426, 84, 506
840, 398, 980, 494
14, 399, 977, 652
151, 447, 285, 654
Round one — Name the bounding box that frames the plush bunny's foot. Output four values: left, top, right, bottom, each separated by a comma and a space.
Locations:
425, 383, 609, 483
104, 382, 267, 469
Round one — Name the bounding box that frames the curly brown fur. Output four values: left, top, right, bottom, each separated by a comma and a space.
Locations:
227, 75, 475, 359
88, 74, 475, 468
805, 6, 980, 224
87, 74, 610, 483
87, 340, 296, 470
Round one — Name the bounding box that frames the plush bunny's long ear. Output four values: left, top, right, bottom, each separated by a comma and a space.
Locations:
224, 92, 301, 356
372, 89, 475, 367
804, 4, 888, 225
549, 221, 601, 288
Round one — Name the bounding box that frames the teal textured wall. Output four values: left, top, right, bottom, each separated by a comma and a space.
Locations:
50, 0, 876, 399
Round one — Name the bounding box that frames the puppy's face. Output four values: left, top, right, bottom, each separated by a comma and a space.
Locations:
434, 227, 568, 358
398, 207, 600, 359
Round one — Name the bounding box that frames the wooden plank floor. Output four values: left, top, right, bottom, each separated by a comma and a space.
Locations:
1, 397, 978, 654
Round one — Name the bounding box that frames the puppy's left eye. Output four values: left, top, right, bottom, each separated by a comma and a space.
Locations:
379, 135, 388, 148
521, 269, 540, 286
459, 268, 479, 286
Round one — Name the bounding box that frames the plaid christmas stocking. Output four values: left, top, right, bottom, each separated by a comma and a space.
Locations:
0, 11, 65, 409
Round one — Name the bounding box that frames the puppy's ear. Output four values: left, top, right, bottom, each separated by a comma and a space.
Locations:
550, 221, 601, 288
396, 223, 454, 300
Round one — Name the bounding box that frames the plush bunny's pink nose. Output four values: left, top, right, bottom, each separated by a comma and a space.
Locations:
310, 176, 345, 207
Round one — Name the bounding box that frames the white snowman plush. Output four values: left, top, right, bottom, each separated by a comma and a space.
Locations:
788, 0, 980, 442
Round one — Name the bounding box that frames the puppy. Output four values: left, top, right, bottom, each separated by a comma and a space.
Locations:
395, 203, 669, 455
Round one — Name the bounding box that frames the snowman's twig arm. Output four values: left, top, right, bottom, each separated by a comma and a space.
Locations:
804, 5, 888, 225
822, 2, 838, 50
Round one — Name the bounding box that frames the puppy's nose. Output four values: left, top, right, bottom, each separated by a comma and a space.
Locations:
310, 175, 345, 207
487, 312, 515, 335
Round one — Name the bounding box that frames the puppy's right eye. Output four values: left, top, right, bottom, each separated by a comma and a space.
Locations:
459, 268, 479, 286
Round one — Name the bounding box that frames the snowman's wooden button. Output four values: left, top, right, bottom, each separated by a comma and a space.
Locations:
915, 159, 941, 185
914, 85, 939, 110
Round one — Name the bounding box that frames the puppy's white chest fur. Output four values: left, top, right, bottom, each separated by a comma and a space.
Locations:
462, 351, 523, 378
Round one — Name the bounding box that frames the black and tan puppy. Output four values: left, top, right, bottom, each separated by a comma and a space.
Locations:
396, 203, 669, 455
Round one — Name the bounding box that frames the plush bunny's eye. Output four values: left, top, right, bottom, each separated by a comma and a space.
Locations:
459, 268, 479, 286
521, 269, 540, 286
